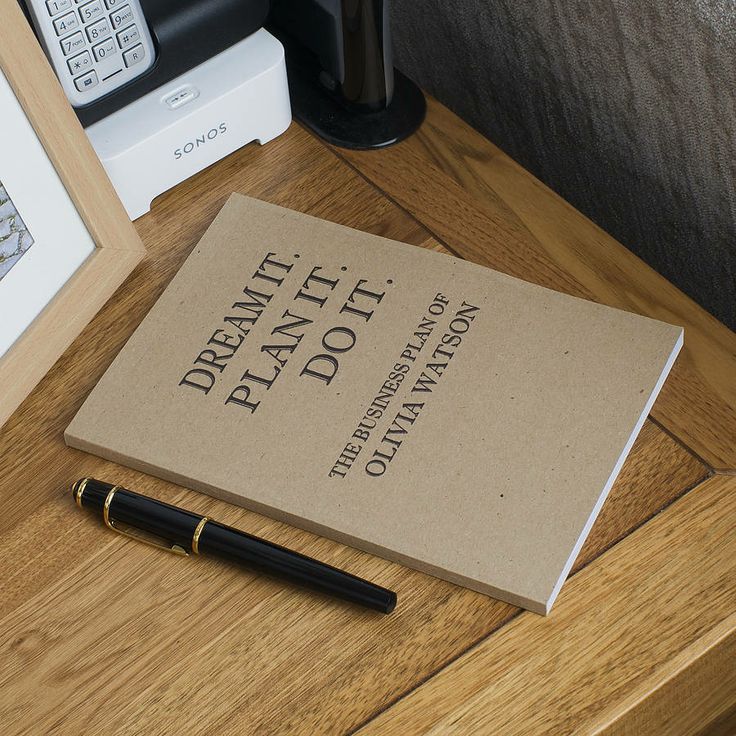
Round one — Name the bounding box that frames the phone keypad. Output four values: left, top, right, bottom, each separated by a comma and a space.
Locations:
116, 24, 140, 49
67, 49, 92, 74
74, 70, 98, 91
46, 0, 72, 16
60, 30, 85, 55
33, 0, 154, 105
85, 17, 110, 42
78, 0, 104, 23
53, 11, 79, 34
110, 5, 134, 29
122, 43, 145, 67
92, 37, 117, 61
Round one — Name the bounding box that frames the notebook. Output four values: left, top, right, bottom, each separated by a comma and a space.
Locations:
65, 194, 683, 613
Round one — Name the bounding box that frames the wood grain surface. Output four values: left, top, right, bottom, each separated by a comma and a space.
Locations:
600, 629, 736, 736
0, 104, 732, 734
339, 97, 736, 472
356, 475, 736, 736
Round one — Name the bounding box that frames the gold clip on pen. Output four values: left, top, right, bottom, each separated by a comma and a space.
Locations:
72, 477, 397, 613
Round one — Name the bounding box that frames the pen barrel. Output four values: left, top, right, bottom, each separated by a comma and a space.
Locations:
198, 520, 396, 614
72, 478, 397, 614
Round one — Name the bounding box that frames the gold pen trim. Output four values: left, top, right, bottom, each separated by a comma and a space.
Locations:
103, 486, 121, 529
102, 486, 189, 556
74, 478, 90, 508
192, 517, 209, 555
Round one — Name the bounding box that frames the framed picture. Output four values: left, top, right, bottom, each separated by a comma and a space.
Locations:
0, 0, 145, 429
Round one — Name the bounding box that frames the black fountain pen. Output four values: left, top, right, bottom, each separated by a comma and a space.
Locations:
72, 478, 397, 614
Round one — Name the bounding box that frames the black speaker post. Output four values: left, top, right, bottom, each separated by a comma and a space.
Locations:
269, 0, 426, 150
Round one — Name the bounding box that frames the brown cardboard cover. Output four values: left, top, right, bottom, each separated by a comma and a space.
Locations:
65, 194, 683, 613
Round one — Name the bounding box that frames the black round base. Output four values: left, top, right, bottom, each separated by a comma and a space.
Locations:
288, 69, 427, 150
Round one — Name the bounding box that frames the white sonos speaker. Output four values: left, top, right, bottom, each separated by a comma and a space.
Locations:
86, 29, 291, 220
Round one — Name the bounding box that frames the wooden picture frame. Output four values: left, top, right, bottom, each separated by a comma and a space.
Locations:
0, 0, 145, 429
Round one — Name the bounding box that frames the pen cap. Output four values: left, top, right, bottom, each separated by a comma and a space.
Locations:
72, 478, 203, 552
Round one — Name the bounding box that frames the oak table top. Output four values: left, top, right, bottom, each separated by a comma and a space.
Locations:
1, 96, 735, 735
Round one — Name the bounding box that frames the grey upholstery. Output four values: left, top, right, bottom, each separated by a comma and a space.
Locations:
392, 0, 736, 330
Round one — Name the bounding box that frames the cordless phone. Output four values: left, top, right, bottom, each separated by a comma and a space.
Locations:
25, 0, 156, 107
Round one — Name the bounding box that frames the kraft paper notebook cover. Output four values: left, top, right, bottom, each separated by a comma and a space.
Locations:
65, 194, 683, 614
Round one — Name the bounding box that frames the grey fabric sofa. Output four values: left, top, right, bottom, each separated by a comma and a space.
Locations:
392, 0, 736, 330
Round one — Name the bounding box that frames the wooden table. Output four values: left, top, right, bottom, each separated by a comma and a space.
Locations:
1, 96, 735, 735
